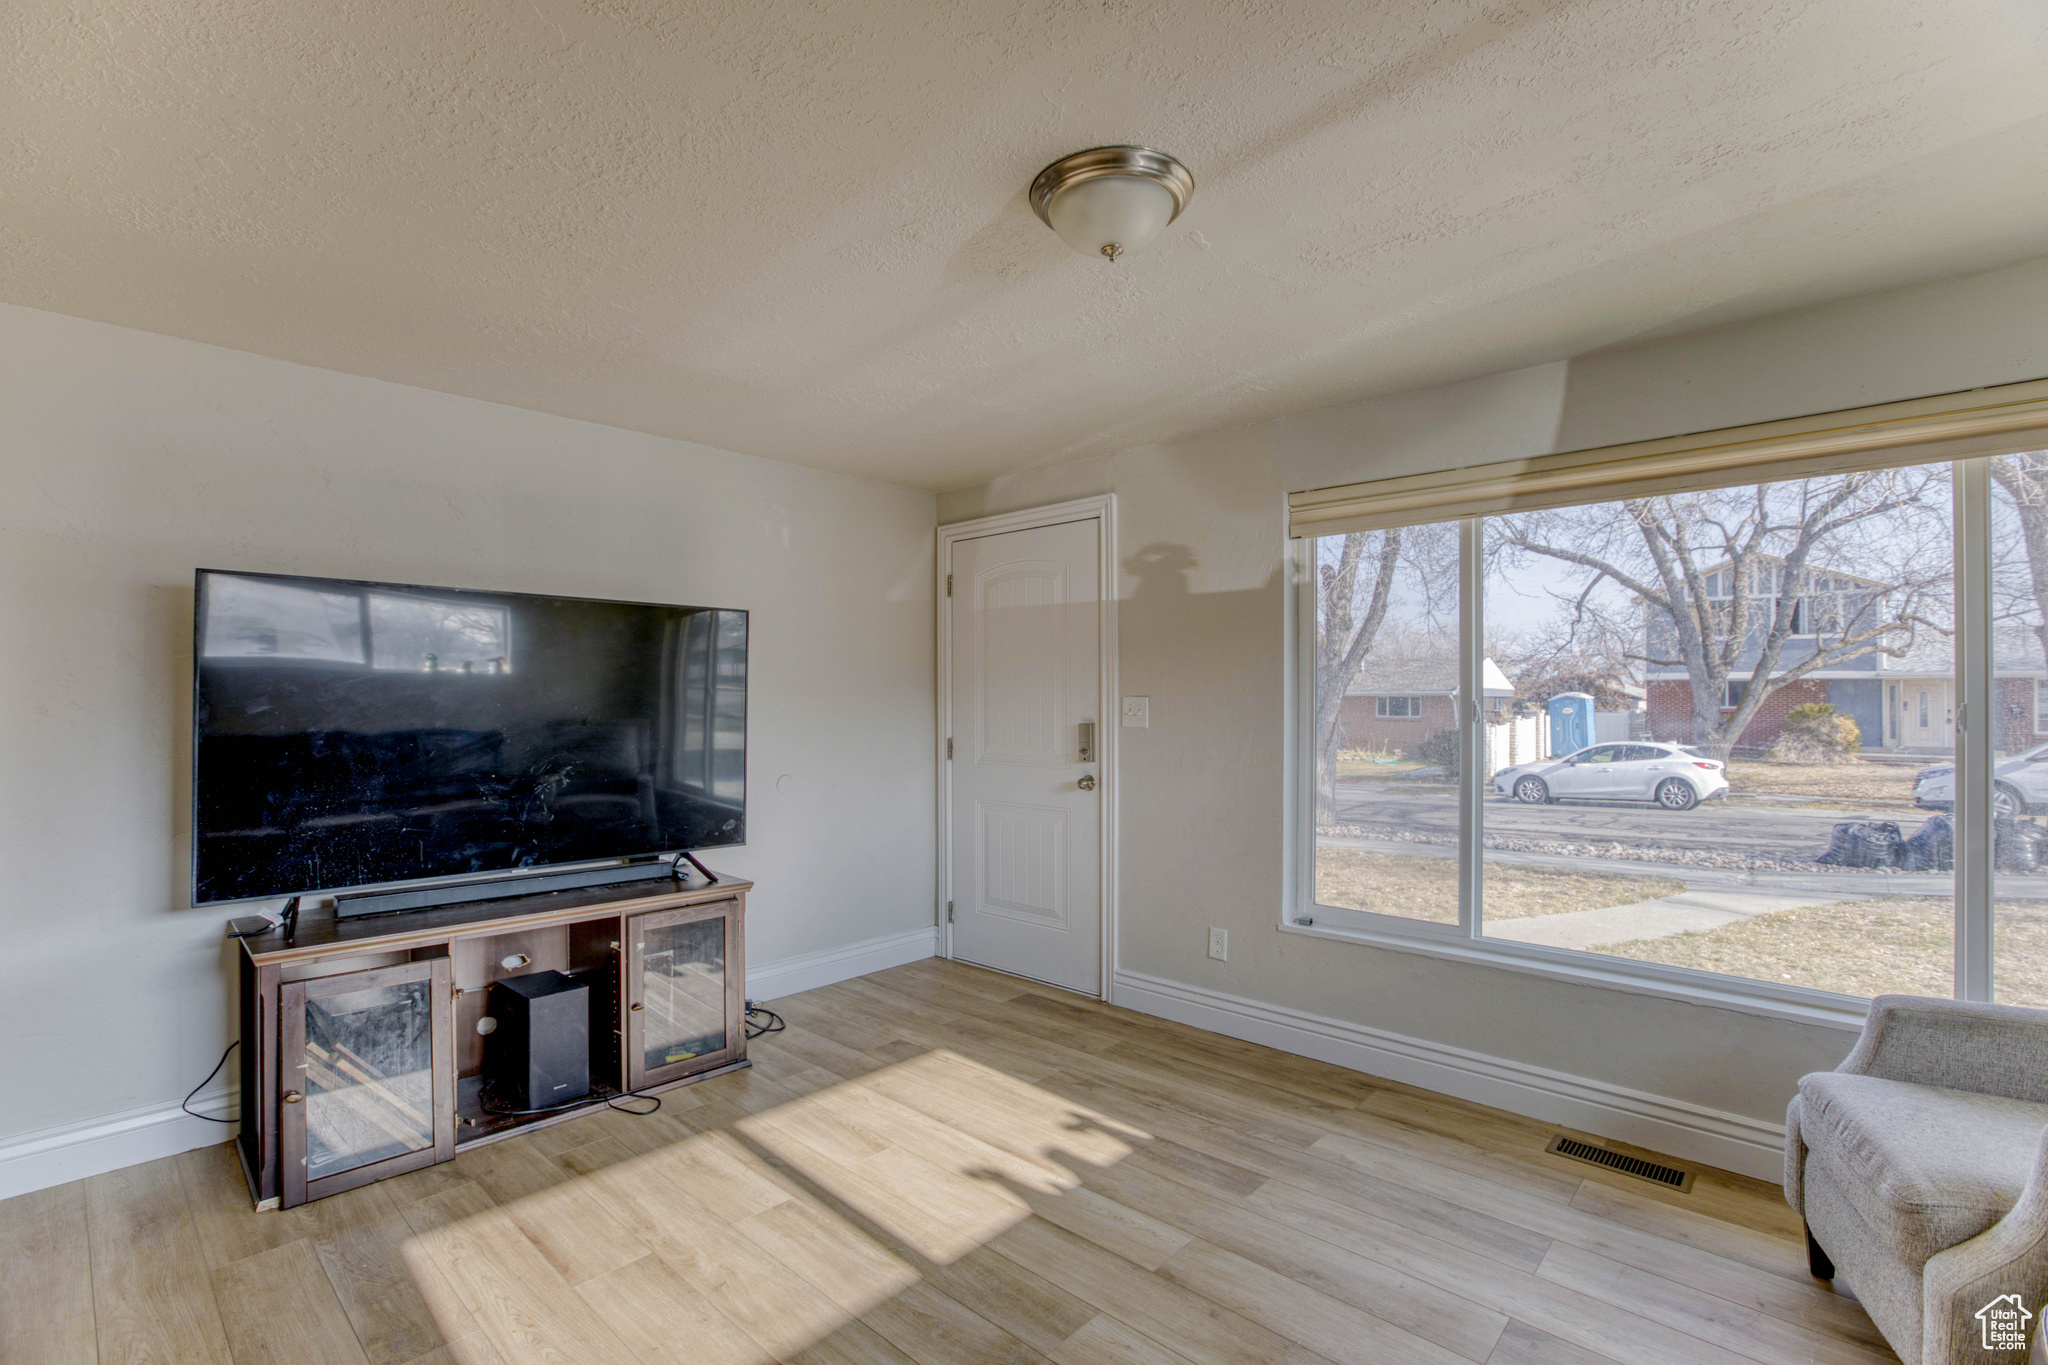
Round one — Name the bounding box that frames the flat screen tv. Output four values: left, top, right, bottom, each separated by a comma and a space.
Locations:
192, 569, 746, 906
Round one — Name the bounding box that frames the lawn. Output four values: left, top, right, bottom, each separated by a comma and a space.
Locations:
1592, 897, 2048, 1006
1335, 749, 1427, 779
1723, 760, 1919, 804
1315, 849, 1685, 925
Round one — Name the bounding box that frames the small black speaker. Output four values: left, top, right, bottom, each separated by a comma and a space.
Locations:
484, 970, 591, 1110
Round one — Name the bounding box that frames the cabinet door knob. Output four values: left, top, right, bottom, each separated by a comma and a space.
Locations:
282, 1090, 303, 1104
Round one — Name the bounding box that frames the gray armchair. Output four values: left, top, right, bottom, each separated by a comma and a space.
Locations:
1787, 995, 2048, 1362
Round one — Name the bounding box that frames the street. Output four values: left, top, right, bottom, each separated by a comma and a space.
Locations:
1332, 779, 1936, 862
1324, 780, 2048, 941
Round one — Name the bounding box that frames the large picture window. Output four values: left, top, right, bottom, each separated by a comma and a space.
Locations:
1299, 446, 2048, 1012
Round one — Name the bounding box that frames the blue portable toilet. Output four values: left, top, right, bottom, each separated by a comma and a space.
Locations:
1548, 692, 1595, 756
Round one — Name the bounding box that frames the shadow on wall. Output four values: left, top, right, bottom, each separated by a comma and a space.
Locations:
1122, 543, 1199, 598
160, 582, 198, 915
1108, 543, 1290, 960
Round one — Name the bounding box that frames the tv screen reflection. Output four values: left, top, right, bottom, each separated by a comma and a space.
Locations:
193, 570, 746, 904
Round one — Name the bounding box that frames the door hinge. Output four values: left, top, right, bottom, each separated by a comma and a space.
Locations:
946, 573, 952, 596
946, 901, 954, 924
946, 738, 953, 759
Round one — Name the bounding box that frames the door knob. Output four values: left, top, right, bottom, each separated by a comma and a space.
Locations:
1077, 774, 1097, 791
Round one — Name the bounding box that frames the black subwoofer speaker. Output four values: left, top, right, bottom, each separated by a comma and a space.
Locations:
484, 970, 591, 1110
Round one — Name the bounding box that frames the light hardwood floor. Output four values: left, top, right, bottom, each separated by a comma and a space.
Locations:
0, 958, 1897, 1365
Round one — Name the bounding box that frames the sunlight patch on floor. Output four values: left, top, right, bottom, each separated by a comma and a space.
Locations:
396, 1046, 1157, 1360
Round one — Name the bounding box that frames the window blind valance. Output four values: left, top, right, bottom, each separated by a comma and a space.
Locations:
1287, 377, 2048, 538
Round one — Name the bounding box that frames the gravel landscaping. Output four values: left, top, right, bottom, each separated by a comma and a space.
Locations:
1315, 849, 1685, 924
1592, 897, 2048, 1005
1318, 821, 1845, 873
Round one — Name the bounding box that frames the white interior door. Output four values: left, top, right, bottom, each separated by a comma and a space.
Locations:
948, 518, 1102, 994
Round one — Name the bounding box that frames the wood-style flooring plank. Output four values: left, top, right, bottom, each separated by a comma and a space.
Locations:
453, 1135, 648, 1286
395, 1332, 512, 1365
1534, 1241, 1895, 1365
174, 1142, 303, 1270
1244, 1176, 1812, 1365
66, 960, 1888, 1365
784, 1319, 923, 1365
1050, 1314, 1202, 1365
1156, 1236, 1492, 1365
574, 1253, 772, 1365
990, 1215, 1337, 1365
1486, 1320, 1626, 1365
313, 1207, 476, 1364
84, 1155, 234, 1365
399, 1180, 638, 1365
1076, 1153, 1511, 1358
211, 1236, 372, 1365
0, 1180, 96, 1365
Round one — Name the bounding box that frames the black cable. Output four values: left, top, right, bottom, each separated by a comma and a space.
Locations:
745, 1004, 785, 1039
183, 1040, 240, 1123
477, 1081, 662, 1118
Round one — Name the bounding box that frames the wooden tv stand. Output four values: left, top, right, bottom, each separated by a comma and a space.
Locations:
232, 870, 749, 1209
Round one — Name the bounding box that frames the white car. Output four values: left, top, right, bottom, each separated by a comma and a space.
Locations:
1491, 742, 1729, 811
1913, 742, 2048, 818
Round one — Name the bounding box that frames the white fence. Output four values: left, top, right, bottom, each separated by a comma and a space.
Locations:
1484, 715, 1548, 775
1595, 709, 1645, 742
1482, 710, 1647, 775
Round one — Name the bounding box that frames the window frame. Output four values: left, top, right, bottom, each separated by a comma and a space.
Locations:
1374, 695, 1424, 719
1285, 457, 2005, 1031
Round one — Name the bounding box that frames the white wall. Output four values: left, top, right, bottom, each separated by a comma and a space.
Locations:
938, 253, 2048, 1176
0, 304, 937, 1153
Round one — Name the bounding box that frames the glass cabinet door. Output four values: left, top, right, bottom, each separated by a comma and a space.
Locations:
628, 902, 741, 1090
280, 958, 453, 1206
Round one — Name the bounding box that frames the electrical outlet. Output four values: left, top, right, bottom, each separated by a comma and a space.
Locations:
1121, 696, 1150, 727
1208, 926, 1227, 961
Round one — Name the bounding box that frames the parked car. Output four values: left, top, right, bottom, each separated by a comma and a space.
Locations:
1491, 742, 1729, 811
1912, 742, 2048, 818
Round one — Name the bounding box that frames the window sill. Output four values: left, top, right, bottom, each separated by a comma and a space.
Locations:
1278, 913, 1869, 1031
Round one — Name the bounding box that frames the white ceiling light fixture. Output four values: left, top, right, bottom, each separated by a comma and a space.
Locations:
1029, 145, 1195, 263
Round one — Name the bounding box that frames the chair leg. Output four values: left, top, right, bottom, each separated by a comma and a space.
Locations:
1805, 1222, 1835, 1280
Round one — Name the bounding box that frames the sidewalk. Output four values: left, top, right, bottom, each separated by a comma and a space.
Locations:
1483, 886, 1863, 950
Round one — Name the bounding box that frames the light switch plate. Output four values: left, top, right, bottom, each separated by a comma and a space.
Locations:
1121, 696, 1150, 727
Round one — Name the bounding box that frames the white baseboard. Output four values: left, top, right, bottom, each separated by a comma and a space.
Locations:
0, 1088, 239, 1202
1112, 969, 1788, 1182
749, 925, 938, 1002
0, 925, 939, 1202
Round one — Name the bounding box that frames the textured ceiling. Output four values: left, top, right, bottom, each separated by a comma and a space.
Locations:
5, 1, 2048, 491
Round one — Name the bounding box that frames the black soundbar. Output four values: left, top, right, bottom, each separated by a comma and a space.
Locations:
332, 858, 678, 919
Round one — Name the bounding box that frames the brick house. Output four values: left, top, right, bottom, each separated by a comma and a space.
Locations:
1641, 556, 2047, 754
1340, 646, 1514, 755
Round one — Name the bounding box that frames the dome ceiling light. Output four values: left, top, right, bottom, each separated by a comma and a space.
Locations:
1029, 145, 1195, 263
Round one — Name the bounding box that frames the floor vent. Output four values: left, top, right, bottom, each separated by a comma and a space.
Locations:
1545, 1135, 1695, 1191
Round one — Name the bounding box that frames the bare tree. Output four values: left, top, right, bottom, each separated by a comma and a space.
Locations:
1313, 530, 1402, 819
1492, 604, 1644, 712
1491, 470, 1951, 757
1992, 451, 2048, 666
